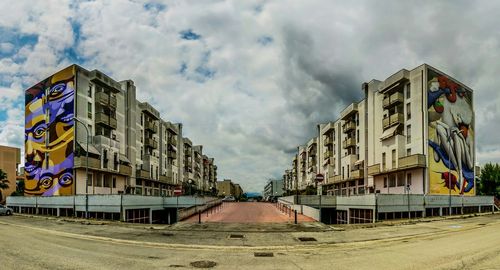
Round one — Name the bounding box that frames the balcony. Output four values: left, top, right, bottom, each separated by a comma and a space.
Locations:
340, 103, 358, 120
74, 157, 101, 170
330, 175, 343, 184
168, 136, 177, 146
342, 137, 356, 149
343, 121, 356, 133
351, 169, 364, 179
136, 169, 150, 179
159, 173, 173, 184
379, 69, 409, 93
184, 150, 192, 157
383, 112, 404, 129
324, 136, 333, 146
92, 135, 120, 149
144, 137, 158, 149
398, 154, 426, 169
140, 102, 160, 120
95, 112, 117, 129
367, 164, 381, 175
145, 121, 158, 133
167, 151, 177, 159
96, 91, 109, 104
119, 164, 132, 175
383, 92, 404, 109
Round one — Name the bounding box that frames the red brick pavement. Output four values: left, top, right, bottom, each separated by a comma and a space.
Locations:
183, 202, 315, 223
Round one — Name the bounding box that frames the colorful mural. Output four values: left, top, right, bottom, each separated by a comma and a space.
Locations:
25, 66, 75, 196
427, 68, 474, 195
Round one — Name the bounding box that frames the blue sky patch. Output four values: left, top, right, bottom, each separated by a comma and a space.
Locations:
180, 29, 201, 40
144, 2, 167, 12
257, 36, 273, 46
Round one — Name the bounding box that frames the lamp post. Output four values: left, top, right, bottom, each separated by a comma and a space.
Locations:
73, 117, 90, 219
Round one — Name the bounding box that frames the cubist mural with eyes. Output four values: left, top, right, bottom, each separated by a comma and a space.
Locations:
427, 68, 475, 195
25, 66, 75, 196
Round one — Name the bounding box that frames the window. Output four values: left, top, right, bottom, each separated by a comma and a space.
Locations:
87, 102, 92, 119
357, 130, 359, 143
382, 153, 386, 170
397, 173, 405, 186
88, 84, 93, 97
391, 149, 396, 168
104, 175, 111, 187
96, 174, 103, 187
87, 173, 93, 186
407, 125, 411, 144
112, 176, 116, 188
389, 174, 396, 187
383, 177, 388, 188
407, 148, 411, 156
406, 103, 411, 120
405, 83, 410, 99
407, 173, 412, 187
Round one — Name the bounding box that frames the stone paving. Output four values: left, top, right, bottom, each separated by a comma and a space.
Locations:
183, 201, 316, 223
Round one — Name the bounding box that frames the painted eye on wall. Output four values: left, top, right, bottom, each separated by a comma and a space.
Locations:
58, 172, 73, 187
48, 83, 67, 99
40, 176, 53, 189
33, 125, 46, 139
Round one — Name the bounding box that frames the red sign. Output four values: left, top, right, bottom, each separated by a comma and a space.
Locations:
174, 187, 183, 196
315, 173, 324, 182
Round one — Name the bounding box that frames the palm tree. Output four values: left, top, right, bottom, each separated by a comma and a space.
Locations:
0, 169, 9, 203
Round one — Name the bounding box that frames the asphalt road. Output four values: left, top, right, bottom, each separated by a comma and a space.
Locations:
184, 202, 315, 223
0, 214, 499, 269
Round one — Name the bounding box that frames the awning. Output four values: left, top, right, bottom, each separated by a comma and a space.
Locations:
77, 142, 100, 156
168, 144, 177, 152
380, 124, 400, 140
119, 154, 131, 164
354, 159, 364, 166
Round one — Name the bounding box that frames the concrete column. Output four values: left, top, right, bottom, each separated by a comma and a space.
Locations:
439, 207, 443, 216
57, 208, 61, 217
149, 208, 153, 224
347, 208, 350, 224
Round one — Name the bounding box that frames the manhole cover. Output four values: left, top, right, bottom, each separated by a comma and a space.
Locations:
298, 237, 317, 242
190, 261, 217, 268
229, 234, 244, 239
254, 252, 274, 257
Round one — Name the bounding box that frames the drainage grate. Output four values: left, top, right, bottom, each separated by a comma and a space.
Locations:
297, 237, 317, 242
229, 234, 244, 239
190, 261, 217, 268
254, 252, 274, 257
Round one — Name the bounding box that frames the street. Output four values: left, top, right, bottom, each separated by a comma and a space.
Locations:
184, 202, 315, 223
0, 214, 499, 269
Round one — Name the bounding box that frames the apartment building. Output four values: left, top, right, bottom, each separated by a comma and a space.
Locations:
0, 145, 21, 203
263, 179, 284, 197
283, 64, 476, 197
24, 65, 217, 197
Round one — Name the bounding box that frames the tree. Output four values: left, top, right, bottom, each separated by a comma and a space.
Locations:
11, 179, 25, 196
478, 163, 500, 198
0, 169, 9, 203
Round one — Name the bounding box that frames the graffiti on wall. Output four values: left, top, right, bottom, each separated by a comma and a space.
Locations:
25, 66, 75, 196
427, 68, 474, 195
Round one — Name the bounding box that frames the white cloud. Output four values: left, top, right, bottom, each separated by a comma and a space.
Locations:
1, 0, 500, 192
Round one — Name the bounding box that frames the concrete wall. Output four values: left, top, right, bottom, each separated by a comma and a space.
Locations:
376, 194, 425, 213
302, 205, 320, 221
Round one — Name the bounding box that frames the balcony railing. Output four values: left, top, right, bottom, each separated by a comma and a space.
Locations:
383, 92, 404, 109
331, 175, 343, 184
119, 164, 132, 175
342, 137, 356, 149
324, 150, 333, 158
74, 157, 101, 170
343, 121, 356, 133
399, 154, 426, 168
167, 151, 177, 159
168, 136, 177, 146
383, 112, 404, 129
95, 112, 117, 129
144, 137, 158, 149
145, 121, 158, 133
136, 169, 150, 179
367, 164, 381, 175
324, 136, 333, 146
96, 91, 109, 104
351, 169, 364, 179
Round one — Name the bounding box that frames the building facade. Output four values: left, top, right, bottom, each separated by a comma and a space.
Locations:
263, 179, 284, 197
0, 145, 21, 203
24, 65, 217, 197
283, 64, 476, 197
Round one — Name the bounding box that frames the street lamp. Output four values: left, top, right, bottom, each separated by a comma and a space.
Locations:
73, 117, 90, 219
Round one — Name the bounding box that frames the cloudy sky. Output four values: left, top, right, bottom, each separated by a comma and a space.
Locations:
1, 0, 500, 193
